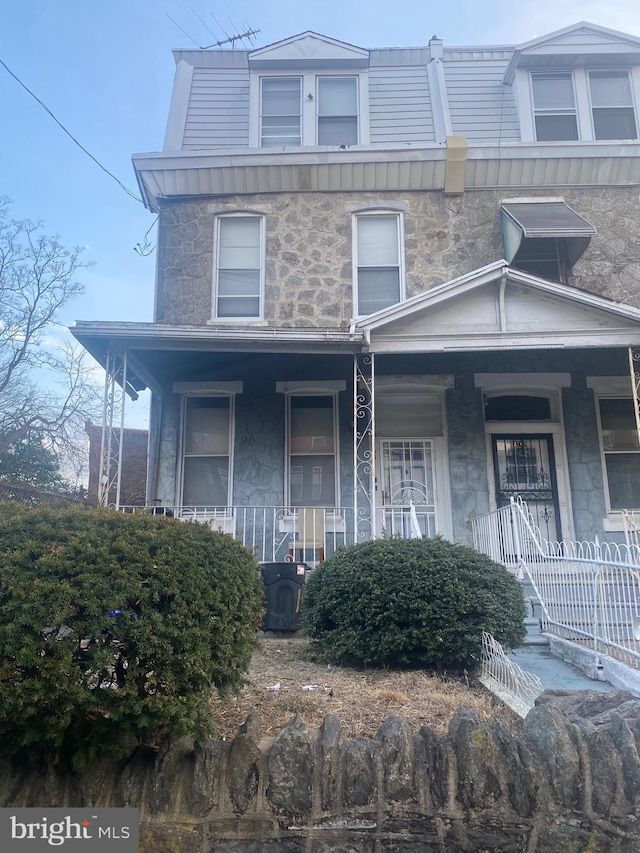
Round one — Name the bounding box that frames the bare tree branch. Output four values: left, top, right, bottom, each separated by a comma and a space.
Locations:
0, 199, 101, 459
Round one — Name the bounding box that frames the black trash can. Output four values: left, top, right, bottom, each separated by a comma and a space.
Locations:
261, 561, 307, 632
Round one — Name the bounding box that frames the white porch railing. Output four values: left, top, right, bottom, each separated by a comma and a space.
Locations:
623, 510, 640, 552
119, 505, 360, 565
479, 631, 544, 717
118, 503, 436, 564
472, 497, 640, 669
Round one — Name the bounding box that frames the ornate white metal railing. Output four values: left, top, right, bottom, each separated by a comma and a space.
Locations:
118, 502, 436, 564
623, 510, 640, 553
479, 631, 544, 717
117, 505, 358, 565
472, 497, 640, 668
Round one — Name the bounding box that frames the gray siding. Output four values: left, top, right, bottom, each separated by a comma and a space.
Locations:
443, 53, 520, 142
369, 64, 435, 144
182, 67, 250, 150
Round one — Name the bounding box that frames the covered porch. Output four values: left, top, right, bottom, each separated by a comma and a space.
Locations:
72, 261, 640, 562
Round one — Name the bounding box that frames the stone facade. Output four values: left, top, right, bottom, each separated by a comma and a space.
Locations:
153, 347, 629, 544
155, 187, 640, 328
2, 692, 639, 852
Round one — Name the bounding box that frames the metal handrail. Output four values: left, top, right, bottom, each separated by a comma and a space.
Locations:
472, 497, 640, 668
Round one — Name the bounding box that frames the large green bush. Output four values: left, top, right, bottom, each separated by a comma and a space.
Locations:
0, 503, 263, 768
302, 537, 526, 670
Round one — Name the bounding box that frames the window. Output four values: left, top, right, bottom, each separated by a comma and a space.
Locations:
501, 200, 596, 284
355, 214, 403, 316
214, 216, 264, 319
260, 77, 301, 146
597, 397, 640, 510
511, 237, 569, 283
258, 74, 360, 146
485, 395, 552, 421
317, 77, 358, 145
589, 71, 638, 140
182, 397, 232, 506
532, 72, 578, 141
288, 395, 337, 507
528, 69, 638, 142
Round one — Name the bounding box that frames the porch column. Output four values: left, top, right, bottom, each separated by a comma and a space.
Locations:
98, 348, 129, 508
629, 347, 640, 440
354, 352, 376, 541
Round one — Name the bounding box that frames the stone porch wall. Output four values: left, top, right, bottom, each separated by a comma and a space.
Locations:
155, 187, 640, 327
2, 691, 639, 852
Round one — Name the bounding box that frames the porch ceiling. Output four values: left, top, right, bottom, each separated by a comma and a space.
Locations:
355, 261, 640, 353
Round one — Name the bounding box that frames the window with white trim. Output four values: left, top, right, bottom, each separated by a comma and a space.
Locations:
288, 395, 337, 507
529, 69, 638, 142
259, 74, 360, 146
261, 77, 301, 146
214, 215, 264, 319
531, 72, 578, 141
354, 213, 404, 316
182, 396, 232, 507
317, 77, 358, 144
596, 396, 640, 510
589, 70, 638, 140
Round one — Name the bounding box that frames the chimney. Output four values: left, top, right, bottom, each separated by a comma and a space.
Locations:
428, 35, 443, 60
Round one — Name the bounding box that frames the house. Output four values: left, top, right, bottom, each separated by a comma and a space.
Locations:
84, 421, 148, 507
72, 22, 640, 563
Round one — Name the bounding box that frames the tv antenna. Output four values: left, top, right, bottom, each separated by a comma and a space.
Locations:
200, 27, 260, 49
166, 10, 260, 50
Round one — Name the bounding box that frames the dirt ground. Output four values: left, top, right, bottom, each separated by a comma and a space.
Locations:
209, 635, 514, 740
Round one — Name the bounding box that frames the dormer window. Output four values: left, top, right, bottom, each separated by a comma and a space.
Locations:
317, 77, 358, 144
528, 69, 638, 142
261, 78, 302, 146
259, 74, 360, 147
589, 70, 638, 140
249, 32, 369, 148
531, 73, 578, 141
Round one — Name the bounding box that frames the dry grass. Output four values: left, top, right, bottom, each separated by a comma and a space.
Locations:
209, 635, 515, 740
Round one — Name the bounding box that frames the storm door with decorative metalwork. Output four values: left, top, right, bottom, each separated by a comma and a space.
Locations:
379, 439, 436, 538
491, 434, 561, 541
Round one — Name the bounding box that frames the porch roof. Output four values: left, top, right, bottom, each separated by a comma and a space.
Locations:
70, 322, 364, 393
354, 260, 640, 353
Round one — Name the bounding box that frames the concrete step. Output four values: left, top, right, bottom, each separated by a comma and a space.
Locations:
521, 634, 550, 647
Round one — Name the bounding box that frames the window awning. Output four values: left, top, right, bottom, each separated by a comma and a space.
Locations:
501, 199, 597, 267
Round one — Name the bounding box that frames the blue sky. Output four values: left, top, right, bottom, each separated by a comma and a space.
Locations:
2, 0, 640, 428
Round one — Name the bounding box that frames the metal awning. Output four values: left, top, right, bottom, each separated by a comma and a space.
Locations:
501, 199, 597, 267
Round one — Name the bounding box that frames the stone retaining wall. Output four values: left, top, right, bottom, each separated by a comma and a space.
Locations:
1, 690, 639, 852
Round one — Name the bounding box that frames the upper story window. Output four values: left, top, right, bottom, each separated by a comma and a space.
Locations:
257, 74, 363, 147
261, 77, 302, 146
214, 215, 264, 320
529, 69, 638, 142
317, 77, 358, 144
532, 73, 578, 141
501, 199, 596, 285
589, 70, 638, 140
354, 213, 404, 316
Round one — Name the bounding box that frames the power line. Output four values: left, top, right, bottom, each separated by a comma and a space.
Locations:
0, 57, 143, 204
165, 13, 201, 48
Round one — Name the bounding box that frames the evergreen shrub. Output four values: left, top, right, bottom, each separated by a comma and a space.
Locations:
302, 537, 526, 670
0, 503, 263, 768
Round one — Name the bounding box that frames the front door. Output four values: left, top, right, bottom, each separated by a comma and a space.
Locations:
379, 439, 436, 537
491, 434, 561, 541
